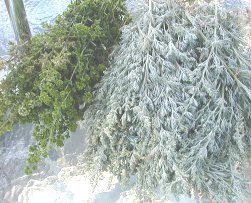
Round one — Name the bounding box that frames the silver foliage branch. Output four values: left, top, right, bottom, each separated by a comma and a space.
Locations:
81, 0, 251, 202
176, 2, 251, 202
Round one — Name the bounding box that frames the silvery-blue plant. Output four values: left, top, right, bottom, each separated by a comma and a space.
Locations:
82, 0, 251, 202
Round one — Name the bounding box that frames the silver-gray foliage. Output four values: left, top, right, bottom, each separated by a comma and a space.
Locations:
82, 0, 251, 202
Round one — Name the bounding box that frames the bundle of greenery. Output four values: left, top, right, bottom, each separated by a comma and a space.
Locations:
0, 0, 129, 174
82, 0, 251, 201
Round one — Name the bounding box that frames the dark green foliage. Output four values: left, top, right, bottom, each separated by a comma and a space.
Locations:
0, 0, 129, 174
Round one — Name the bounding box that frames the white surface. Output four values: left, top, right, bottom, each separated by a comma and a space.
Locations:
18, 167, 196, 203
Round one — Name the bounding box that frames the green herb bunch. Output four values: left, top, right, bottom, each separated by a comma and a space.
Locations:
0, 0, 129, 174
82, 0, 251, 202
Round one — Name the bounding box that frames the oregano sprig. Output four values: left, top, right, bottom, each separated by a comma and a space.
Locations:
0, 0, 129, 174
